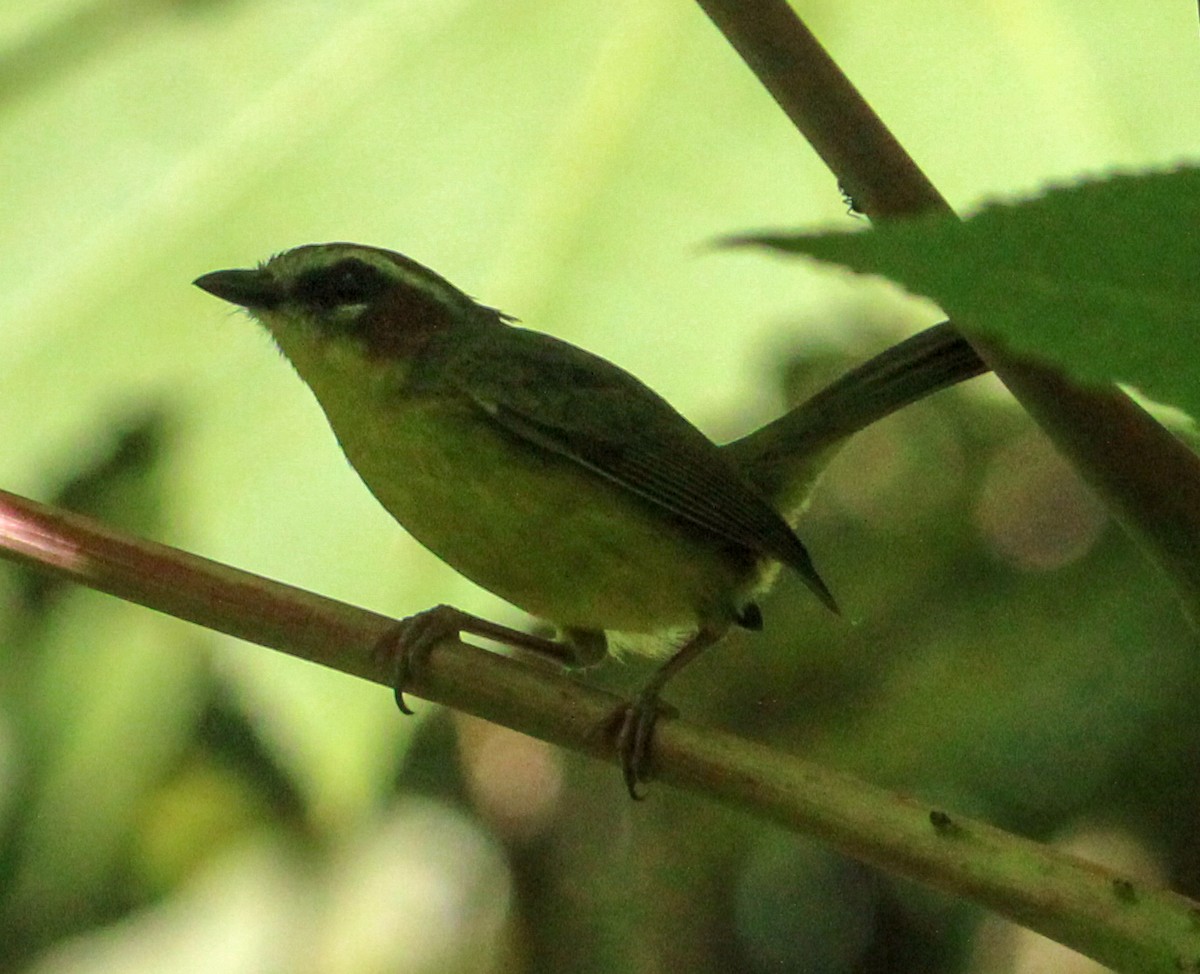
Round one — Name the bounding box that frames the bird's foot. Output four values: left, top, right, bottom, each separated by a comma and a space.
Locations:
611, 691, 678, 800
374, 604, 577, 714
374, 604, 462, 714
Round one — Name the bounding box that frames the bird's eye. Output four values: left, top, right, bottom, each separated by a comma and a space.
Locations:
290, 258, 392, 309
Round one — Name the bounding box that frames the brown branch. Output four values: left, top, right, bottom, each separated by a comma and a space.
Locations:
694, 0, 950, 218
694, 0, 1200, 621
3, 486, 1199, 972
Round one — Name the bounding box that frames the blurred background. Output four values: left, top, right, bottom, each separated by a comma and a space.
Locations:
2, 1, 1198, 971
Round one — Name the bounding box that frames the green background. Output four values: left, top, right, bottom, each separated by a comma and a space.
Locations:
1, 1, 1198, 971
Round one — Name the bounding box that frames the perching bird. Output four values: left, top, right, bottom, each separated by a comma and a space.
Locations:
195, 243, 984, 793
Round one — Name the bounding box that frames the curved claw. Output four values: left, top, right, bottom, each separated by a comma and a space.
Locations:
373, 604, 466, 715
609, 625, 722, 798
613, 692, 678, 799
374, 604, 576, 714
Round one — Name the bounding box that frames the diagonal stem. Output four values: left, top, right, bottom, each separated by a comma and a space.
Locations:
695, 0, 951, 218
2, 485, 1198, 972
694, 0, 1200, 622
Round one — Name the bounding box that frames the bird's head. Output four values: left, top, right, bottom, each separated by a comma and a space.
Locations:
194, 243, 508, 361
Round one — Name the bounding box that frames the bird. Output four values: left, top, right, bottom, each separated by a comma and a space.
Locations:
194, 242, 985, 794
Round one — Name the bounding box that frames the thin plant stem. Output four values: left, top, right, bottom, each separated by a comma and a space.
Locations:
694, 0, 1200, 621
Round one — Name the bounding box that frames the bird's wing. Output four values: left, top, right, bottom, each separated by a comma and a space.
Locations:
436, 325, 836, 609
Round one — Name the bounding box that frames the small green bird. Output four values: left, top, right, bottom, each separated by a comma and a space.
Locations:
195, 243, 984, 793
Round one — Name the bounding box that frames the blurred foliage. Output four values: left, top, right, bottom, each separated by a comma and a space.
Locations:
2, 0, 1199, 972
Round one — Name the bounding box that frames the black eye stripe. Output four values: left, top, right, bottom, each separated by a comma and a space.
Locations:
290, 258, 392, 308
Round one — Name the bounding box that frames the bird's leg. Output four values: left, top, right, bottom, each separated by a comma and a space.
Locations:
375, 604, 577, 714
614, 623, 728, 798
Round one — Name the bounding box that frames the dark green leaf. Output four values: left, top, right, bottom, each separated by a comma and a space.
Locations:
733, 166, 1200, 420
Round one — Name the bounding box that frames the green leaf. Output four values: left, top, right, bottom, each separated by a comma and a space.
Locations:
732, 166, 1200, 421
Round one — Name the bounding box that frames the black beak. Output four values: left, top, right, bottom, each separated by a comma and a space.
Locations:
193, 269, 283, 310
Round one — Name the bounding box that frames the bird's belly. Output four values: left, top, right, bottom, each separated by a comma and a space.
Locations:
330, 399, 749, 634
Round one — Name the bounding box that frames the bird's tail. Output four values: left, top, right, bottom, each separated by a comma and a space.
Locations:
722, 321, 988, 522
